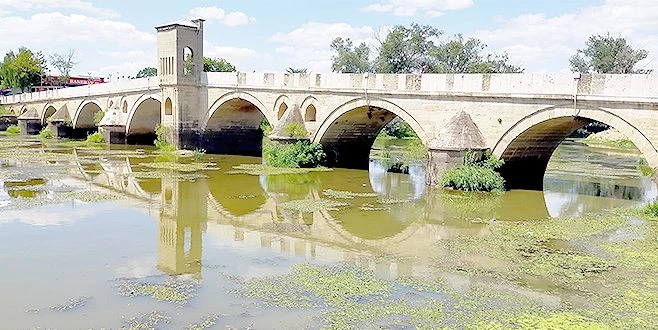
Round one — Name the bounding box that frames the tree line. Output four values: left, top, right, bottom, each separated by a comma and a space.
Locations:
329, 23, 651, 75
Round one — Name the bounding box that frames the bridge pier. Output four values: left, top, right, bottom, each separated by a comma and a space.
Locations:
425, 111, 488, 186
100, 125, 126, 144
18, 119, 42, 135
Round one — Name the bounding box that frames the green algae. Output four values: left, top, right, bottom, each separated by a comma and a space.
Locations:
122, 311, 170, 330
323, 189, 378, 199
186, 314, 220, 330
50, 296, 91, 312
3, 190, 121, 209
118, 279, 198, 305
378, 198, 412, 205
280, 199, 348, 212
227, 163, 332, 176
141, 162, 219, 172
237, 264, 392, 309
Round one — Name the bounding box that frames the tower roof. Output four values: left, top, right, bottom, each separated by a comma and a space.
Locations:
428, 111, 487, 150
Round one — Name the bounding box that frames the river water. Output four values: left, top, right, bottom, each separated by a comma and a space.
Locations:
0, 137, 656, 329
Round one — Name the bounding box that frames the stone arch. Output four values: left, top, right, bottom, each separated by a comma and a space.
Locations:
183, 46, 194, 75
274, 95, 290, 120
493, 105, 658, 190
73, 99, 103, 129
20, 106, 28, 115
126, 93, 162, 145
200, 91, 271, 156
42, 104, 57, 125
122, 100, 128, 113
301, 96, 319, 122
164, 97, 172, 116
313, 97, 426, 169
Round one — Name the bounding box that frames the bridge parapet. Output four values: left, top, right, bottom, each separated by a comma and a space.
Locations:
0, 78, 159, 105
204, 72, 658, 99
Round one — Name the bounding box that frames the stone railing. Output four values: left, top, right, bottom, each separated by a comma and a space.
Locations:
0, 77, 159, 105
205, 72, 658, 98
4, 73, 658, 105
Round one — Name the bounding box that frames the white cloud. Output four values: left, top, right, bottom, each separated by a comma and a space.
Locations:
0, 12, 155, 77
270, 22, 376, 72
189, 6, 255, 27
364, 0, 474, 17
473, 0, 658, 72
0, 0, 120, 18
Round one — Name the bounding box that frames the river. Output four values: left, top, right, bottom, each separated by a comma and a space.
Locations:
0, 137, 656, 329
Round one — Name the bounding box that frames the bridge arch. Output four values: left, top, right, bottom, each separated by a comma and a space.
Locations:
126, 93, 162, 145
273, 95, 291, 121
73, 99, 103, 129
42, 104, 57, 125
200, 92, 272, 156
493, 105, 658, 190
300, 96, 319, 122
313, 97, 427, 169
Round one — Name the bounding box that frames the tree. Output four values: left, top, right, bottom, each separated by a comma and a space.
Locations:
329, 23, 523, 75
430, 35, 522, 73
1, 47, 44, 92
203, 57, 236, 72
50, 49, 76, 82
570, 34, 651, 74
286, 67, 307, 74
136, 67, 157, 78
329, 37, 371, 73
374, 23, 442, 74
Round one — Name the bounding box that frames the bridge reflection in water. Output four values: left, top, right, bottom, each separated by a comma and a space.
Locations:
64, 150, 656, 280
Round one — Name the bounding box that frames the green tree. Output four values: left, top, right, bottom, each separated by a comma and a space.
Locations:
374, 23, 442, 74
136, 67, 157, 78
430, 35, 523, 74
50, 48, 76, 82
570, 34, 651, 74
286, 67, 308, 73
329, 37, 371, 73
1, 48, 44, 92
329, 24, 523, 75
203, 57, 236, 72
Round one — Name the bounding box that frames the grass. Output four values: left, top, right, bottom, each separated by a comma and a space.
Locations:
441, 150, 506, 192
38, 128, 54, 139
6, 125, 20, 135
643, 200, 658, 218
86, 132, 104, 144
263, 138, 325, 168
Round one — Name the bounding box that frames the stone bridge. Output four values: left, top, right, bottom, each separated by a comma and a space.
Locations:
2, 19, 658, 189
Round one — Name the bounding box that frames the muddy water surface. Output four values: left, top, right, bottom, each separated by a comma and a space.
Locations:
0, 137, 657, 329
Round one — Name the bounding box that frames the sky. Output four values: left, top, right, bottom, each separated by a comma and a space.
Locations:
1, 0, 657, 79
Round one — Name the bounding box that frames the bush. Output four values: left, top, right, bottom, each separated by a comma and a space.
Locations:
643, 201, 658, 218
283, 123, 308, 138
193, 148, 206, 161
39, 128, 54, 139
263, 138, 325, 168
260, 118, 273, 136
86, 132, 105, 144
154, 124, 176, 153
441, 150, 506, 192
6, 125, 20, 135
0, 105, 8, 116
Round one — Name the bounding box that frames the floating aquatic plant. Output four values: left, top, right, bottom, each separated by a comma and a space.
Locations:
280, 199, 348, 212
323, 189, 378, 199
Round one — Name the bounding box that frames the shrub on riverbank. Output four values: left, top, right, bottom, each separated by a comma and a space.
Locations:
39, 128, 54, 139
441, 150, 506, 192
6, 125, 20, 135
86, 132, 104, 144
154, 124, 176, 153
263, 138, 325, 168
643, 201, 658, 218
